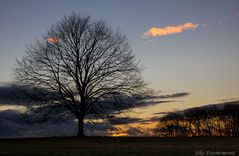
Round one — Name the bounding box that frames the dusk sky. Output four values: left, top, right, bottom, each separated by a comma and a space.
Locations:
0, 0, 239, 133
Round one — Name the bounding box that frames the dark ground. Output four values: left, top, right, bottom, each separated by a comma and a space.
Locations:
0, 137, 238, 156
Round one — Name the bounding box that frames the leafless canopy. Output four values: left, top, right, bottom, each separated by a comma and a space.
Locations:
14, 13, 146, 136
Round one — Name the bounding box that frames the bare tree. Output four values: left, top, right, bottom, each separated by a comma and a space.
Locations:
14, 13, 146, 137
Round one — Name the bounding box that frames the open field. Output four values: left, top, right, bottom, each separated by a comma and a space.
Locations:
0, 137, 238, 156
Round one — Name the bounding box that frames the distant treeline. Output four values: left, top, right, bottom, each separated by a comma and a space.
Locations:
153, 101, 239, 137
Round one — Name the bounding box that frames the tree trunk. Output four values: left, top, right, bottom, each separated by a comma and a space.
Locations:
77, 115, 85, 137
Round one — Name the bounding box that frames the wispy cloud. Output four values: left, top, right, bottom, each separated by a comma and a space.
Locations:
219, 16, 232, 25
108, 117, 143, 125
157, 92, 190, 99
143, 22, 198, 38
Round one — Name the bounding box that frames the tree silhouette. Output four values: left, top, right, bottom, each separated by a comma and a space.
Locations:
14, 13, 146, 137
153, 100, 239, 137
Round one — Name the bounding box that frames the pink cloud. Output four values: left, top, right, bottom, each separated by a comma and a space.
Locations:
143, 22, 199, 38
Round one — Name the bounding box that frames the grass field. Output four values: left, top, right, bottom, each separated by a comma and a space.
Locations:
0, 137, 238, 156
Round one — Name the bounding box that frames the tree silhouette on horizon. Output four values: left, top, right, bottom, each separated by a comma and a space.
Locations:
14, 13, 146, 137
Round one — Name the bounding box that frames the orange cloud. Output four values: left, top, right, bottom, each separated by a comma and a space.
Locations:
47, 37, 59, 43
143, 22, 199, 38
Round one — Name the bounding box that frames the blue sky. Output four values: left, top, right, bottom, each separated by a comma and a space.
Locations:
0, 0, 239, 115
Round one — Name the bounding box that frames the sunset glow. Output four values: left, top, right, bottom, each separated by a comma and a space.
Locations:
112, 133, 128, 137
0, 0, 239, 137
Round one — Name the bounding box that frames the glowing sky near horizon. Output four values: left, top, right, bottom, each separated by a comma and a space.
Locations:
0, 0, 239, 117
